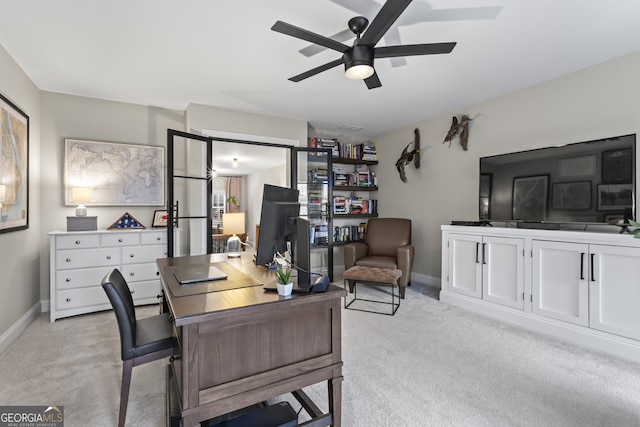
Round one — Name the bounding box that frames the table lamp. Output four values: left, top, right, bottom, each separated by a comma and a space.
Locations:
223, 212, 245, 258
72, 187, 91, 216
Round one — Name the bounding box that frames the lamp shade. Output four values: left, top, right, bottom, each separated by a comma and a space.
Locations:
72, 187, 91, 204
223, 212, 245, 235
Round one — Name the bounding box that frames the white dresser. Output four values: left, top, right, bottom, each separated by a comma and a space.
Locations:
48, 229, 179, 322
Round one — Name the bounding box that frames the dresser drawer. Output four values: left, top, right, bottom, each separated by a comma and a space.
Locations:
101, 232, 141, 247
129, 280, 162, 301
56, 287, 109, 310
56, 266, 113, 290
56, 234, 100, 250
121, 262, 160, 282
56, 248, 121, 270
122, 245, 167, 264
141, 231, 167, 245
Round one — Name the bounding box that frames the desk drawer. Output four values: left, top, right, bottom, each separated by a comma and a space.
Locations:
56, 234, 100, 250
56, 266, 113, 290
56, 249, 121, 270
101, 232, 141, 247
122, 245, 167, 264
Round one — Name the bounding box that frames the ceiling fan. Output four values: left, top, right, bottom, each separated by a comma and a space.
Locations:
271, 0, 457, 89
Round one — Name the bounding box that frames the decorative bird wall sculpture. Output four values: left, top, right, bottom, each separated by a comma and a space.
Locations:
395, 128, 421, 183
443, 115, 472, 150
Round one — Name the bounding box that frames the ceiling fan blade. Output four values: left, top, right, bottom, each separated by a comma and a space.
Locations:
364, 71, 382, 89
299, 29, 354, 57
289, 58, 345, 82
375, 42, 456, 58
272, 21, 350, 53
359, 0, 413, 46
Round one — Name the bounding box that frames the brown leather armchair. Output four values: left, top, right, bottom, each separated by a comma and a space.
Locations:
344, 218, 414, 298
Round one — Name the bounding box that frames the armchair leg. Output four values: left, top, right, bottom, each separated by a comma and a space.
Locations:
399, 287, 406, 299
348, 280, 355, 293
119, 359, 134, 427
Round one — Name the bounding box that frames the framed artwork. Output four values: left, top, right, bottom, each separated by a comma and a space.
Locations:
512, 175, 548, 220
552, 181, 592, 210
0, 93, 29, 234
602, 148, 632, 183
558, 155, 596, 178
64, 139, 164, 206
597, 183, 633, 210
152, 210, 168, 227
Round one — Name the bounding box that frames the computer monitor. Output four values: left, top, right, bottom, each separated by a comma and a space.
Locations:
255, 184, 301, 266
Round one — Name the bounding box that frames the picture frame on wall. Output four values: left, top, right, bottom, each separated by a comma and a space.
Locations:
597, 183, 633, 210
0, 93, 29, 234
558, 155, 596, 178
512, 175, 548, 220
64, 139, 164, 206
152, 210, 168, 227
552, 181, 592, 210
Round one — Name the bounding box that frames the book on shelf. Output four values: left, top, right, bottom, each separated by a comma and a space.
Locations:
333, 222, 368, 242
309, 137, 378, 161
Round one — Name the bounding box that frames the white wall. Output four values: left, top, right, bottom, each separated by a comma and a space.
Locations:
373, 51, 640, 284
39, 92, 185, 299
0, 44, 41, 347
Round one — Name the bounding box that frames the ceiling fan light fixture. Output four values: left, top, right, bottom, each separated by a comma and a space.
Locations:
345, 64, 374, 80
344, 45, 374, 80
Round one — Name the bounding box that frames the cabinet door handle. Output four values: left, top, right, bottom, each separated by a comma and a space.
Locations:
580, 252, 585, 280
590, 253, 596, 282
482, 243, 487, 264
475, 242, 480, 263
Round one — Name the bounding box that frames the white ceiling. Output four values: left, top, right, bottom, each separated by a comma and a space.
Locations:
2, 0, 640, 141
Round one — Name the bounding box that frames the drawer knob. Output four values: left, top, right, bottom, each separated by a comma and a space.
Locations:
119, 238, 123, 242
66, 278, 71, 282
106, 255, 111, 260
66, 298, 71, 302
66, 258, 71, 263
130, 272, 135, 276
156, 237, 161, 241
130, 254, 135, 258
130, 290, 135, 294
156, 271, 160, 276
75, 240, 81, 245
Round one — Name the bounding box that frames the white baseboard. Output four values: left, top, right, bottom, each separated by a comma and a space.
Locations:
0, 302, 42, 355
440, 290, 640, 363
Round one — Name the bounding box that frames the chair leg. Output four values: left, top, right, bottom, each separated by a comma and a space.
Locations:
399, 287, 406, 299
119, 359, 134, 427
348, 280, 355, 293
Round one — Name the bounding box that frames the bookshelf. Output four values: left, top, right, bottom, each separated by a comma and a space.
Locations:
309, 136, 379, 246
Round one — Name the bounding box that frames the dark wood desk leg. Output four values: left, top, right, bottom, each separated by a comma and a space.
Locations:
328, 376, 343, 427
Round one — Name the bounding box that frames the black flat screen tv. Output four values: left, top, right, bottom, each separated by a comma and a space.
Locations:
479, 134, 636, 225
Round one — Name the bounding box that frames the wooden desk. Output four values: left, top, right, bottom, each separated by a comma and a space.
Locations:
157, 253, 345, 427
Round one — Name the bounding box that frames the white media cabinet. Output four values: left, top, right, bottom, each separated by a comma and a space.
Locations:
441, 224, 640, 362
49, 229, 180, 322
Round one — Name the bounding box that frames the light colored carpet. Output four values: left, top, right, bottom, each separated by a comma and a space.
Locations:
2, 283, 640, 426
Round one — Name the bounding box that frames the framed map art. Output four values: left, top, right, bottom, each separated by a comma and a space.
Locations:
0, 93, 29, 234
64, 139, 164, 206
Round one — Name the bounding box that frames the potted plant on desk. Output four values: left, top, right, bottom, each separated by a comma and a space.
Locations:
275, 266, 293, 296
